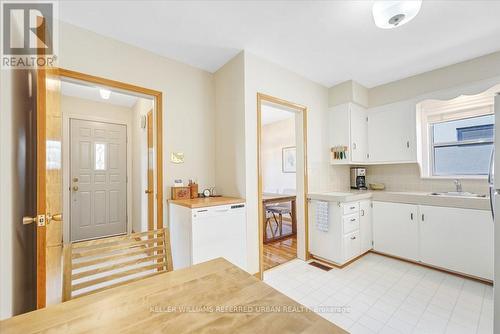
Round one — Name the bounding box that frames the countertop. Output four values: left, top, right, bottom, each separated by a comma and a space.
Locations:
168, 196, 245, 209
308, 190, 490, 211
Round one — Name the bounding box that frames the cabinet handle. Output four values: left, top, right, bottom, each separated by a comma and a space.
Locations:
421, 214, 425, 222
353, 143, 357, 150
410, 213, 413, 220
406, 141, 410, 148
350, 218, 356, 222
350, 236, 356, 240
350, 206, 356, 210
361, 209, 365, 216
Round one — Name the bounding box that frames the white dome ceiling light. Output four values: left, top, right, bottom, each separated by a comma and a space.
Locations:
99, 88, 111, 100
373, 0, 422, 29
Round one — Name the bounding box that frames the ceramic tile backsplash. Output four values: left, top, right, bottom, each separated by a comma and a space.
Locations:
365, 163, 488, 194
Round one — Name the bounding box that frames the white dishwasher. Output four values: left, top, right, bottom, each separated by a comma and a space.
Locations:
169, 201, 247, 271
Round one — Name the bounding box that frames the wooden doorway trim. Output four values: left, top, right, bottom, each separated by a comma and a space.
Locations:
36, 68, 48, 309
147, 110, 154, 231
256, 93, 309, 280
36, 68, 164, 308
49, 68, 164, 229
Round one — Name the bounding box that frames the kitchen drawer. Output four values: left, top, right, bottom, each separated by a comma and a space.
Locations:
343, 230, 361, 261
342, 202, 359, 215
342, 213, 359, 234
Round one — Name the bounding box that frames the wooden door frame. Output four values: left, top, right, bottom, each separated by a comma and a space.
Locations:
256, 93, 309, 280
49, 68, 164, 229
36, 68, 164, 307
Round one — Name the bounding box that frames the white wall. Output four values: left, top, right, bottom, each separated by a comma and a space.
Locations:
58, 21, 216, 226
214, 52, 246, 197
369, 51, 500, 107
262, 118, 296, 194
243, 52, 330, 274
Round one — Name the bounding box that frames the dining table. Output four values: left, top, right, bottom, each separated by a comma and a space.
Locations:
0, 258, 346, 333
262, 193, 297, 242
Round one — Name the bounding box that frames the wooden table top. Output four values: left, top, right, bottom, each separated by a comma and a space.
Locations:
0, 258, 346, 334
168, 196, 245, 209
262, 193, 296, 202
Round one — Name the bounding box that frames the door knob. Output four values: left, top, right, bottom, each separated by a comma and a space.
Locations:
22, 214, 46, 226
22, 216, 37, 225
47, 213, 62, 222
72, 185, 79, 191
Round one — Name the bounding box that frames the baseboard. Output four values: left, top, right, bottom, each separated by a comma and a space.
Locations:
370, 250, 493, 285
310, 250, 371, 269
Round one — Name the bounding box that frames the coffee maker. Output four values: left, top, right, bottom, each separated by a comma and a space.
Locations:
350, 167, 367, 190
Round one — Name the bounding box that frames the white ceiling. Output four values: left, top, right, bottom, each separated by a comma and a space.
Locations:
59, 1, 500, 88
261, 104, 295, 125
61, 80, 139, 108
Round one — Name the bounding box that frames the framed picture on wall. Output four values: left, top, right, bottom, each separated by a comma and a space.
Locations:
282, 146, 296, 173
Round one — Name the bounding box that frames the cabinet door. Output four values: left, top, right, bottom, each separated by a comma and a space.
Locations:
343, 230, 361, 261
329, 104, 350, 151
350, 104, 368, 163
419, 205, 493, 280
373, 201, 419, 261
359, 200, 372, 253
367, 102, 416, 162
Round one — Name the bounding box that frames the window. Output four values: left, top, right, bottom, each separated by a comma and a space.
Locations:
95, 143, 107, 170
431, 114, 494, 176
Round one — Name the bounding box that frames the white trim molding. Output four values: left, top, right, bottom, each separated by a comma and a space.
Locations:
416, 83, 500, 179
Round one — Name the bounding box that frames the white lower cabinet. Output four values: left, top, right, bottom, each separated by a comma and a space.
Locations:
373, 201, 493, 280
419, 205, 493, 280
309, 199, 372, 266
359, 200, 373, 253
373, 202, 419, 261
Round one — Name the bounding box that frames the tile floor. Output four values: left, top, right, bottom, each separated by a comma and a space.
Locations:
264, 253, 493, 334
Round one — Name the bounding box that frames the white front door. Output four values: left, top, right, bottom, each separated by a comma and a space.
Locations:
70, 119, 127, 241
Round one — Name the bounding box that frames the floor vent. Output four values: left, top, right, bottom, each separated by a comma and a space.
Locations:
308, 261, 332, 271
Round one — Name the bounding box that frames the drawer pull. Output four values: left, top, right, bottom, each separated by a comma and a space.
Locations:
350, 236, 356, 240
349, 206, 355, 210
350, 218, 356, 222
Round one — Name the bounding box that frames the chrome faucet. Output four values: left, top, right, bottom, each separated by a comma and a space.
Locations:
454, 179, 463, 193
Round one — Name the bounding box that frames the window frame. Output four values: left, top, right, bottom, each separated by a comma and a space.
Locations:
418, 103, 494, 180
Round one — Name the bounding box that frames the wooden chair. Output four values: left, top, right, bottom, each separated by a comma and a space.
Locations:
62, 228, 172, 301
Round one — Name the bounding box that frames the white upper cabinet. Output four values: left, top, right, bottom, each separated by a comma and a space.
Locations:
329, 103, 368, 164
350, 104, 368, 163
367, 101, 417, 163
329, 101, 417, 165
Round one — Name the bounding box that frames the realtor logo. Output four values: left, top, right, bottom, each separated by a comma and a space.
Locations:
1, 1, 58, 69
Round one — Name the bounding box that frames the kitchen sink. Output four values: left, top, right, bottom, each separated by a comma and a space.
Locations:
429, 191, 487, 198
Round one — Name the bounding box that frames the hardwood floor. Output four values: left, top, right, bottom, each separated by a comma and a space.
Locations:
263, 235, 297, 271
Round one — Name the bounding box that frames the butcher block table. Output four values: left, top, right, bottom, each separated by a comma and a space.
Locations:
0, 258, 346, 334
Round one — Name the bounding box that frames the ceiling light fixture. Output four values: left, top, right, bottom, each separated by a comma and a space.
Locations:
99, 88, 111, 99
372, 0, 422, 29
